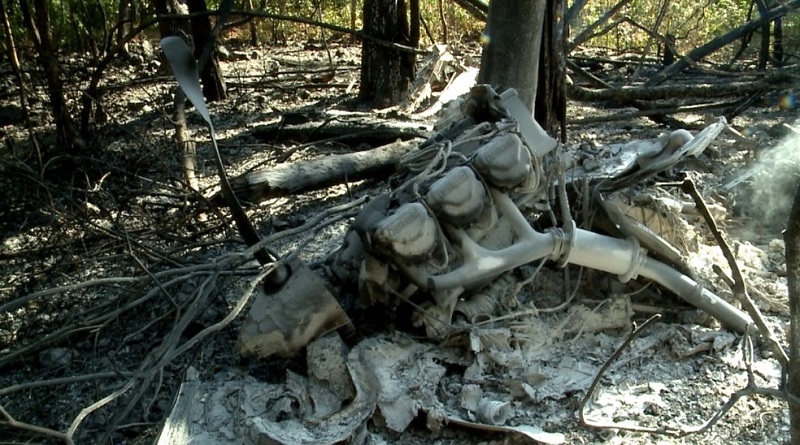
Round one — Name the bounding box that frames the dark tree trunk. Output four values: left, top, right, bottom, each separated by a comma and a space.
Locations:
478, 0, 566, 138
410, 0, 420, 48
662, 34, 675, 66
20, 0, 78, 152
756, 0, 770, 69
117, 0, 133, 51
1, 0, 31, 134
564, 0, 588, 29
1, 0, 20, 70
155, 0, 226, 102
350, 0, 357, 43
358, 0, 417, 107
154, 0, 179, 38
246, 0, 259, 46
478, 0, 545, 113
786, 182, 800, 445
731, 0, 756, 64
187, 0, 227, 102
773, 16, 784, 65
536, 0, 567, 140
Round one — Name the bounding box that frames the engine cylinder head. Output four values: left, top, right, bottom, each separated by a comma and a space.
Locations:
426, 166, 486, 225
473, 132, 532, 189
372, 202, 438, 262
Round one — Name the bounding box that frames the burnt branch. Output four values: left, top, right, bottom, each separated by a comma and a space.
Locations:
680, 178, 789, 367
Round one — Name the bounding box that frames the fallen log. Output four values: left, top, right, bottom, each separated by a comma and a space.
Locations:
250, 113, 430, 146
566, 59, 688, 128
645, 0, 800, 86
570, 75, 792, 102
568, 100, 735, 125
216, 138, 422, 204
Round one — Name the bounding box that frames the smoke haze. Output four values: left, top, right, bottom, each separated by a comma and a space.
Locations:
741, 123, 800, 231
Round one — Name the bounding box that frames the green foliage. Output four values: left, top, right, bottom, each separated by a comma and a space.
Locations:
572, 0, 800, 62
3, 0, 119, 54
1, 1, 27, 52
241, 0, 483, 44
3, 0, 798, 63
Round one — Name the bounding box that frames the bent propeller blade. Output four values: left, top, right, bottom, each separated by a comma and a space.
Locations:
160, 36, 215, 133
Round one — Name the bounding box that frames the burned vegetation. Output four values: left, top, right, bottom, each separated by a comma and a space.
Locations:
2, 1, 800, 444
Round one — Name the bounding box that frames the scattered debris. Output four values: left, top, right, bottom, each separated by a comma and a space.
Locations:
156, 84, 793, 444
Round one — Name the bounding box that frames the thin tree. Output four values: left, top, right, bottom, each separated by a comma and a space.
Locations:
187, 0, 227, 102
19, 0, 79, 152
116, 0, 134, 52
0, 0, 27, 118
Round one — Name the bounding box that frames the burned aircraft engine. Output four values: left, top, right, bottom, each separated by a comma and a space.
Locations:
337, 85, 754, 338
240, 85, 754, 358
346, 86, 558, 336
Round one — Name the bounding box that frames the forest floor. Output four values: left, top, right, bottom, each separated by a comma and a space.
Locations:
0, 38, 798, 444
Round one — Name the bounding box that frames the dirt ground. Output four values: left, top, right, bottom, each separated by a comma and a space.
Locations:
0, 38, 798, 444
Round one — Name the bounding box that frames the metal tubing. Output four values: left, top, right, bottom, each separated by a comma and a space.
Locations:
638, 257, 755, 333
565, 229, 646, 279
426, 190, 557, 290
416, 186, 755, 334
565, 229, 754, 334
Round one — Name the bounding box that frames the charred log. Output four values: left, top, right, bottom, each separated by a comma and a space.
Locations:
217, 139, 420, 204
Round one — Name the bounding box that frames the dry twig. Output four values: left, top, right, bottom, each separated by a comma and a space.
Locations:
680, 178, 789, 367
0, 403, 74, 444
1, 194, 366, 442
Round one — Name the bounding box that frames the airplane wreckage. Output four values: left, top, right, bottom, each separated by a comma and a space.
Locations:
158, 37, 761, 445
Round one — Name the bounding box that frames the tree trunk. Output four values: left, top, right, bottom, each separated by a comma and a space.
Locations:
20, 0, 79, 152
155, 0, 198, 188
154, 0, 178, 38
564, 0, 588, 30
1, 0, 32, 140
536, 0, 567, 140
773, 16, 784, 65
117, 0, 133, 52
662, 34, 675, 66
187, 0, 227, 102
756, 0, 770, 69
358, 0, 416, 107
1, 0, 20, 70
174, 91, 199, 190
247, 0, 259, 46
477, 0, 546, 115
350, 0, 357, 43
785, 182, 800, 445
731, 0, 756, 64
